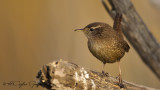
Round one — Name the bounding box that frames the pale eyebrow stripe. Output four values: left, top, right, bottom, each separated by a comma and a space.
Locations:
91, 25, 101, 29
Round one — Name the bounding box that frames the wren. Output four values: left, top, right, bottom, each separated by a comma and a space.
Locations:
75, 14, 130, 86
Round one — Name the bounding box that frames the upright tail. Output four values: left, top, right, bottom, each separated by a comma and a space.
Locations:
113, 13, 122, 34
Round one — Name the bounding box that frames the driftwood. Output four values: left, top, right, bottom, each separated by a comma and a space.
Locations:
101, 0, 160, 79
36, 60, 156, 90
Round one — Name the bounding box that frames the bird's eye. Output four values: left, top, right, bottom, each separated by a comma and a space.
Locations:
89, 28, 94, 31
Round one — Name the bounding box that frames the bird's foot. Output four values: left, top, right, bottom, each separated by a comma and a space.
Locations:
118, 81, 124, 88
116, 74, 124, 88
102, 70, 109, 77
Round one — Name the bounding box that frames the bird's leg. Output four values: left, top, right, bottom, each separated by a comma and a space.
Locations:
118, 61, 124, 88
118, 61, 122, 83
102, 64, 105, 74
102, 63, 109, 76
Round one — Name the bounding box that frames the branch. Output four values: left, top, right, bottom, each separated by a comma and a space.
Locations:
36, 60, 156, 90
102, 0, 160, 79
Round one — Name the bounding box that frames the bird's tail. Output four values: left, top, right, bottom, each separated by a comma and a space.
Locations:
113, 13, 122, 34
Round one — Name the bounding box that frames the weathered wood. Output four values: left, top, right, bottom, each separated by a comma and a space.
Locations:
102, 0, 160, 79
36, 60, 156, 90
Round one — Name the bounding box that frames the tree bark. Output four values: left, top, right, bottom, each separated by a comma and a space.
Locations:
36, 60, 156, 90
101, 0, 160, 79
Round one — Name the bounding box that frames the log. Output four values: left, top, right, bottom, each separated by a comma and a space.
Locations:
36, 60, 156, 90
101, 0, 160, 79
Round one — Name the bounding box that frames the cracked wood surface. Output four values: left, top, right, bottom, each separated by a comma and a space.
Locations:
36, 60, 156, 90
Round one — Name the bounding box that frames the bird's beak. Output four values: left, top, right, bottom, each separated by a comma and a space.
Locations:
74, 28, 84, 31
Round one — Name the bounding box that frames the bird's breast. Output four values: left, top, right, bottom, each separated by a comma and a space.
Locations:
88, 39, 125, 63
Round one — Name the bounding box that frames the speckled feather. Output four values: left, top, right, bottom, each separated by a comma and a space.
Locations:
83, 22, 130, 64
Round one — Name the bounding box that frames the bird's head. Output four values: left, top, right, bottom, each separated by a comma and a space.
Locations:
75, 22, 111, 39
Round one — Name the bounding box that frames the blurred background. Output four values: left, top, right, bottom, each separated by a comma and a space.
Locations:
0, 0, 160, 90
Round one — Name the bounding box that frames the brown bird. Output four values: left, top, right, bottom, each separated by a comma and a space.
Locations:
75, 14, 130, 85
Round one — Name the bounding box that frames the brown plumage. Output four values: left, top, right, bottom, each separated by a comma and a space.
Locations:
75, 14, 130, 86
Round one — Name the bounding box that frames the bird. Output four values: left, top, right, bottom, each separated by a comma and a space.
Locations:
75, 14, 130, 86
